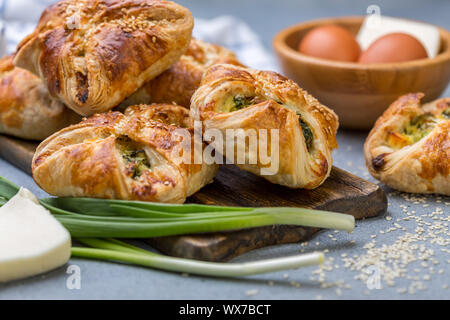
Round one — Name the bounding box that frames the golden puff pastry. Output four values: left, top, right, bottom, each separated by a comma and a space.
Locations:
120, 39, 242, 109
364, 93, 449, 195
190, 64, 339, 189
32, 104, 218, 203
14, 0, 193, 116
0, 56, 80, 140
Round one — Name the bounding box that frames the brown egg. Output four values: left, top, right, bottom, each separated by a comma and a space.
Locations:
359, 33, 428, 64
298, 25, 361, 62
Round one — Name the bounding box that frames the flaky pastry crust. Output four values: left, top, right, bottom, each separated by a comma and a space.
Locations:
364, 93, 449, 195
121, 39, 242, 108
14, 0, 193, 116
0, 56, 80, 140
32, 104, 218, 203
190, 64, 339, 189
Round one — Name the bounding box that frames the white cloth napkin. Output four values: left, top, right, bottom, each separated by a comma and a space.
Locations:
194, 16, 276, 70
0, 0, 275, 70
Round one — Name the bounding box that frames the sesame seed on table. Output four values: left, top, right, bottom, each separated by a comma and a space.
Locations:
0, 0, 448, 299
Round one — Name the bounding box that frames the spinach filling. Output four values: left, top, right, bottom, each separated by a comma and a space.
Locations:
227, 96, 316, 152
402, 113, 436, 144
116, 135, 150, 179
296, 112, 313, 152
442, 108, 450, 119
230, 95, 256, 112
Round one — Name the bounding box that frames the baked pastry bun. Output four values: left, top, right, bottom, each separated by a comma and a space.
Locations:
32, 104, 218, 203
0, 56, 80, 140
364, 93, 449, 195
14, 0, 194, 116
190, 64, 339, 189
120, 39, 242, 109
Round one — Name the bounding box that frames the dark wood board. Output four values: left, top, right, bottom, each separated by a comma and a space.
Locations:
0, 134, 387, 261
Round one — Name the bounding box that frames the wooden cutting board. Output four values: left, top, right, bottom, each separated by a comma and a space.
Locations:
0, 134, 387, 261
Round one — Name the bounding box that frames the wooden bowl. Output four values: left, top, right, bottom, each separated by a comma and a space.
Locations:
273, 16, 450, 130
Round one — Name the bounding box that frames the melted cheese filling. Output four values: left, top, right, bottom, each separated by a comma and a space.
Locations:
220, 94, 258, 113
116, 135, 151, 179
220, 95, 316, 153
388, 108, 449, 149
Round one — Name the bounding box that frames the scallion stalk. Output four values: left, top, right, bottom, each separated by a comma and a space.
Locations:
42, 197, 252, 215
55, 207, 354, 238
0, 175, 355, 239
0, 175, 347, 278
72, 238, 324, 277
0, 176, 19, 201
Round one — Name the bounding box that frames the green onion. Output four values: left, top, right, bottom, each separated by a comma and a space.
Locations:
54, 207, 354, 238
72, 238, 324, 277
0, 176, 20, 202
42, 197, 250, 215
0, 176, 346, 277
0, 175, 355, 239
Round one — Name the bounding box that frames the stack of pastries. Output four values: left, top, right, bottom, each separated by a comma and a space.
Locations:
1, 0, 340, 203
